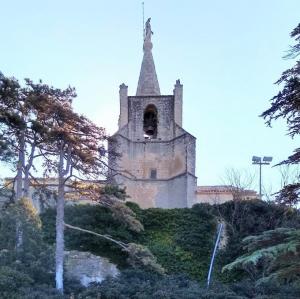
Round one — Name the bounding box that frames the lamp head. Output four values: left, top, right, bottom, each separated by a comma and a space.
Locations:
263, 156, 273, 163
252, 156, 261, 163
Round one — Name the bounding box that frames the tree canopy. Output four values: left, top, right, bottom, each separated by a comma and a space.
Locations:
261, 23, 300, 205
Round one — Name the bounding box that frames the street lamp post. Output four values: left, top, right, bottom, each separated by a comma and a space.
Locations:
252, 156, 273, 199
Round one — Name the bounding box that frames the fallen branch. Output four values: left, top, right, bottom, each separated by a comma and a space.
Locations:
64, 222, 165, 274
64, 222, 128, 250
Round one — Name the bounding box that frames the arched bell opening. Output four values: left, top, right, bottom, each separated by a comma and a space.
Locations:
143, 104, 158, 139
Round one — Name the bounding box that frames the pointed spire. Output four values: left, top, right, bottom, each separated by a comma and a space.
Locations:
136, 18, 160, 96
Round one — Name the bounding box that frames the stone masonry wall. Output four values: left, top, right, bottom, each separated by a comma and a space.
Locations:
128, 95, 175, 141
108, 92, 197, 208
122, 174, 188, 209
114, 136, 188, 180
109, 131, 197, 208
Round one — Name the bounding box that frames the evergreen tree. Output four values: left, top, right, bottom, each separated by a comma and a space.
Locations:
0, 73, 56, 199
1, 73, 144, 294
223, 227, 300, 285
261, 23, 300, 205
0, 199, 57, 298
32, 85, 108, 293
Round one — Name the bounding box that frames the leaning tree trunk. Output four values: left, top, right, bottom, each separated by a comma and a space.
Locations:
15, 132, 25, 251
55, 146, 65, 293
23, 143, 36, 198
23, 170, 30, 198
16, 132, 25, 200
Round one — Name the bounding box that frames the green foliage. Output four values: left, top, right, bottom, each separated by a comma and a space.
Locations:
0, 198, 62, 298
206, 199, 300, 282
101, 184, 128, 200
229, 279, 300, 299
42, 202, 217, 280
1, 197, 298, 299
0, 138, 14, 162
0, 266, 33, 297
76, 269, 300, 299
110, 201, 144, 233
261, 23, 300, 205
0, 198, 54, 282
39, 199, 300, 295
76, 269, 235, 299
223, 228, 300, 285
0, 180, 14, 203
125, 243, 165, 274
132, 204, 217, 280
42, 204, 138, 267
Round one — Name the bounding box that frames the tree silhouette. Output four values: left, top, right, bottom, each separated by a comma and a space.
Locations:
261, 23, 300, 205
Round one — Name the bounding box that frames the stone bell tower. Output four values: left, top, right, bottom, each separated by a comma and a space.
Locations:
108, 18, 197, 208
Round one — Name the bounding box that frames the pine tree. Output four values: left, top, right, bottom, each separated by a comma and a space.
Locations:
261, 23, 300, 205
223, 227, 300, 285
33, 88, 107, 293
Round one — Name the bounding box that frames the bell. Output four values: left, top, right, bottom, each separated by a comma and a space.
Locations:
145, 126, 154, 135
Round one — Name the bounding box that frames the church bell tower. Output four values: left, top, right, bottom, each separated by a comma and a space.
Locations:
108, 19, 197, 208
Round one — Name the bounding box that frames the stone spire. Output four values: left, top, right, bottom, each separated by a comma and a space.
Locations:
136, 18, 161, 96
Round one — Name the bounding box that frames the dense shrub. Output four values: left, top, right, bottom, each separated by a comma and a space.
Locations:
77, 269, 300, 299
207, 200, 300, 282
41, 200, 300, 283
77, 270, 236, 299
2, 199, 300, 298
130, 203, 217, 279
0, 199, 61, 298
42, 204, 138, 267
42, 203, 217, 279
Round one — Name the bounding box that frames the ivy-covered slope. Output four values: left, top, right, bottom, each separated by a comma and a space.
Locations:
41, 200, 300, 282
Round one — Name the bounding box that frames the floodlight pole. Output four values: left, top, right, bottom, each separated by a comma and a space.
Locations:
259, 162, 262, 198
252, 156, 272, 199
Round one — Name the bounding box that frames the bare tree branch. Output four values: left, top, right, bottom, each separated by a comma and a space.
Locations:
64, 222, 128, 250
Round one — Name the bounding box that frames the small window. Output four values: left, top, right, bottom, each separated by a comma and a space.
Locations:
150, 169, 157, 179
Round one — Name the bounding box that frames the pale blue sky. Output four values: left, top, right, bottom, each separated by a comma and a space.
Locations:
1, 0, 299, 195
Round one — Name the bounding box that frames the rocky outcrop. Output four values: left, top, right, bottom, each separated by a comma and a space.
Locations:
64, 250, 119, 287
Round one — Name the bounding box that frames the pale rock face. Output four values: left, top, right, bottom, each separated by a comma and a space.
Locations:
64, 250, 119, 287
